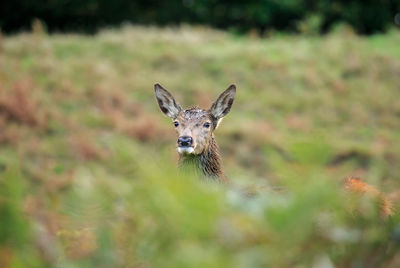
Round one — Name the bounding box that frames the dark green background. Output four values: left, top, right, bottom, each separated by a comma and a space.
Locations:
1, 0, 400, 34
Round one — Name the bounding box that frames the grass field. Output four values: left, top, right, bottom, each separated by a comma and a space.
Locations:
0, 25, 400, 267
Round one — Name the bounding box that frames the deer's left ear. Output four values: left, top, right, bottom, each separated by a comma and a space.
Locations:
154, 83, 182, 119
209, 84, 236, 127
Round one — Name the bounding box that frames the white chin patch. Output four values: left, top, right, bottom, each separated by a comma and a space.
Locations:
178, 147, 194, 154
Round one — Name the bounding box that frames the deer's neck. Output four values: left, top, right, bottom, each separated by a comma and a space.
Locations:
178, 136, 227, 182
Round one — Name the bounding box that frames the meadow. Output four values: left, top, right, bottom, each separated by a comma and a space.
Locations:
0, 25, 400, 267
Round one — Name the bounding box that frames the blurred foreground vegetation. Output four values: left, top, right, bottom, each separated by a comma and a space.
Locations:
0, 26, 400, 267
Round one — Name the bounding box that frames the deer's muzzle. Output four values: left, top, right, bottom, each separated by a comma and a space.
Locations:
177, 136, 193, 147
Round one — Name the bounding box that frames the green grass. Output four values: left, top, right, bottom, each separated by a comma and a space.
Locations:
0, 25, 399, 267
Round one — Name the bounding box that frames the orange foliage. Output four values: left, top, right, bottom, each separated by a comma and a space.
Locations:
344, 177, 394, 219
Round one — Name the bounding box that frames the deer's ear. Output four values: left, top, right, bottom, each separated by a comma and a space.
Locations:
154, 83, 182, 119
209, 85, 236, 124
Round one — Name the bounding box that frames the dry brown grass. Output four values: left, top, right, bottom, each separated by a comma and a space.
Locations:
91, 86, 173, 142
70, 135, 106, 161
0, 116, 20, 144
0, 78, 46, 128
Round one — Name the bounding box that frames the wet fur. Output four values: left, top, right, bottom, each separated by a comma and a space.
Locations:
178, 134, 228, 182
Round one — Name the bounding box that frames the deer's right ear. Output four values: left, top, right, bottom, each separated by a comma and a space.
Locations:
154, 83, 182, 119
209, 84, 236, 121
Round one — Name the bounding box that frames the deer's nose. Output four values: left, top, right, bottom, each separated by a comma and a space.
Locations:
178, 136, 193, 147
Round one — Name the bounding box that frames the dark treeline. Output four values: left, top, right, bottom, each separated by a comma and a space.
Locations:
1, 0, 399, 34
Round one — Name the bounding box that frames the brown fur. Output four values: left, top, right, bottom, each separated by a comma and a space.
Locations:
154, 84, 235, 183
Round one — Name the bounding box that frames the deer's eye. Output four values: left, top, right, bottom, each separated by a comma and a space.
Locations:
174, 121, 179, 127
203, 122, 210, 128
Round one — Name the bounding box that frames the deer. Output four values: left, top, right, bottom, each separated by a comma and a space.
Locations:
154, 83, 394, 218
154, 83, 235, 183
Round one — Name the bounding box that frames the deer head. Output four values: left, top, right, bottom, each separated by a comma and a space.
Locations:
154, 83, 236, 156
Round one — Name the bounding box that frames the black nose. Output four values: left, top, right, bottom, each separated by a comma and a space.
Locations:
178, 136, 193, 147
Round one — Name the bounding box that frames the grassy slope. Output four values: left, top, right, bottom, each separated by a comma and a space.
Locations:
0, 26, 399, 267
